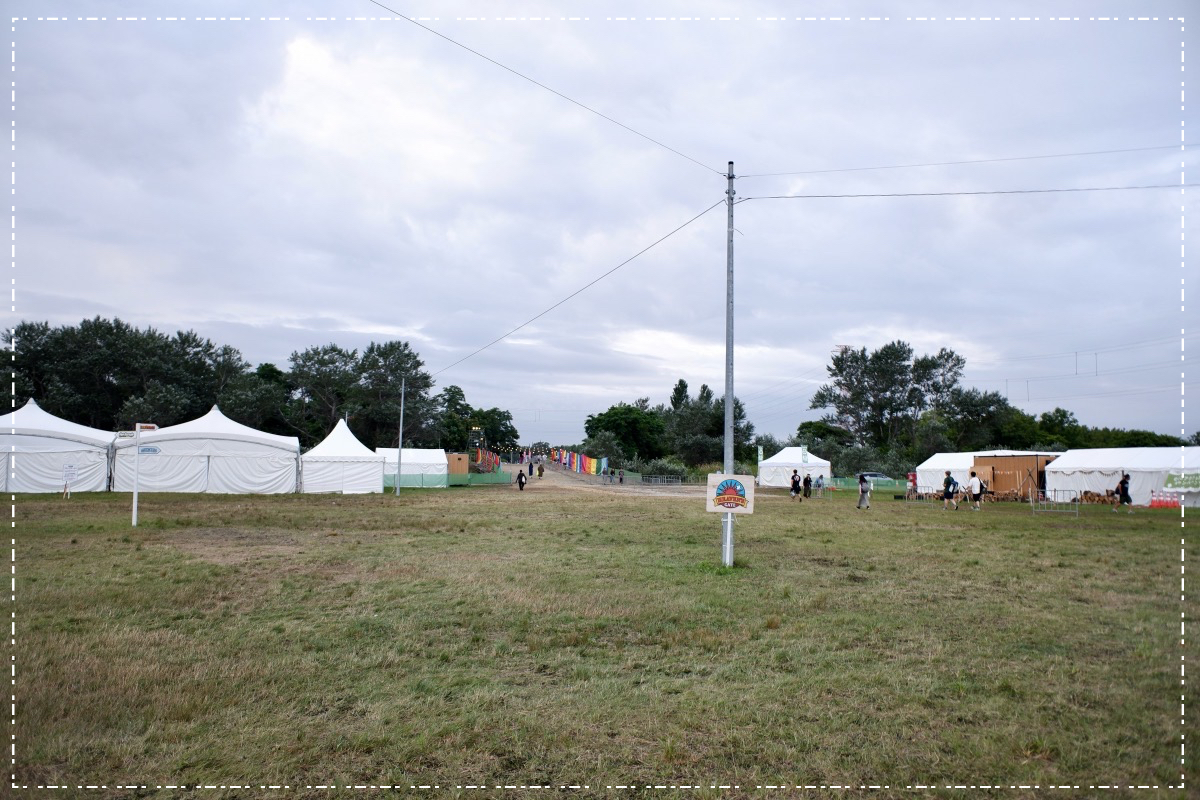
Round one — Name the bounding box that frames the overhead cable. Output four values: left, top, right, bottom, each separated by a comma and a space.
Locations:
739, 144, 1187, 179
431, 198, 727, 377
740, 183, 1196, 202
365, 0, 723, 176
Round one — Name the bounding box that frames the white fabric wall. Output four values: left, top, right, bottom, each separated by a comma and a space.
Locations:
301, 460, 384, 494
2, 449, 109, 493
113, 446, 298, 493
759, 462, 830, 488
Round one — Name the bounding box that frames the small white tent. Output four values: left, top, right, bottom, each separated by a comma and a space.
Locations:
758, 447, 831, 488
0, 399, 114, 492
302, 420, 384, 494
914, 449, 1059, 494
112, 406, 300, 494
1045, 447, 1200, 506
375, 447, 449, 489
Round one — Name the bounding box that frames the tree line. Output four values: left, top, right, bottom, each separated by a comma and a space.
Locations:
577, 340, 1192, 477
4, 317, 519, 452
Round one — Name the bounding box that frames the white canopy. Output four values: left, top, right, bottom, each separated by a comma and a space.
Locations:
914, 449, 1060, 493
301, 419, 384, 494
112, 406, 300, 494
0, 399, 114, 492
1045, 447, 1200, 506
375, 447, 449, 488
758, 446, 831, 488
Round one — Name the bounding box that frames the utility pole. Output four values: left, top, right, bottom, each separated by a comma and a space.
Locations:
395, 376, 405, 495
722, 161, 735, 567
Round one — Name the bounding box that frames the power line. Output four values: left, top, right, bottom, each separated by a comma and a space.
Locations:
364, 0, 723, 176
739, 144, 1187, 179
431, 198, 727, 377
740, 183, 1196, 202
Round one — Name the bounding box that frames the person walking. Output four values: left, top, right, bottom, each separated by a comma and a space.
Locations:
942, 470, 959, 511
1114, 472, 1133, 513
967, 470, 983, 511
618, 469, 624, 485
802, 473, 812, 499
790, 469, 802, 501
537, 463, 544, 479
814, 474, 824, 497
517, 470, 527, 491
856, 473, 871, 509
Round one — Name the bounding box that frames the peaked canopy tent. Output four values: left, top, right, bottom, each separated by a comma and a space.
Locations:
375, 448, 449, 489
0, 399, 114, 492
913, 450, 1061, 494
112, 406, 300, 494
757, 447, 831, 488
301, 419, 385, 494
1045, 447, 1200, 507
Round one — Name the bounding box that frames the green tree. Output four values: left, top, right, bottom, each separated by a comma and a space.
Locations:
355, 341, 436, 449
285, 344, 360, 447
584, 403, 666, 459
810, 341, 965, 450
471, 407, 520, 451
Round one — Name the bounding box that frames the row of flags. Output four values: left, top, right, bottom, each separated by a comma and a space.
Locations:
550, 448, 609, 476
474, 448, 502, 473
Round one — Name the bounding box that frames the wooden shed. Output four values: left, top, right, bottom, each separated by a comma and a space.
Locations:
446, 453, 470, 475
973, 454, 1059, 500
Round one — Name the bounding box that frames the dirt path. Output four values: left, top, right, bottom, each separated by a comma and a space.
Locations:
501, 463, 710, 497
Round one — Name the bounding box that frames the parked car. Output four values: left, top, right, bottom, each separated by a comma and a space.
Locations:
859, 472, 892, 481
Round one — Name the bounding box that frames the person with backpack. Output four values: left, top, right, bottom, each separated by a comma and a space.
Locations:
942, 470, 959, 511
967, 471, 983, 511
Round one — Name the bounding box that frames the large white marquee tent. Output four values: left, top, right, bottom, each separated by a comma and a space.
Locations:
376, 448, 449, 489
914, 450, 1061, 493
1045, 446, 1200, 506
301, 419, 384, 494
112, 406, 300, 494
0, 399, 114, 492
758, 447, 831, 488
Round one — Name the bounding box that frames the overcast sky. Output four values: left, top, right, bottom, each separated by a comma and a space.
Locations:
10, 0, 1195, 445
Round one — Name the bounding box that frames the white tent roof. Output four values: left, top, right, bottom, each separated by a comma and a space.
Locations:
113, 406, 299, 453
1045, 446, 1200, 474
375, 447, 448, 470
759, 447, 831, 467
303, 419, 383, 462
0, 398, 114, 449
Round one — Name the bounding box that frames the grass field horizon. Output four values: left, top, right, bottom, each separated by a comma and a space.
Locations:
14, 484, 1192, 798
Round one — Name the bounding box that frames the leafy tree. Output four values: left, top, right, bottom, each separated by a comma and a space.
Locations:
471, 407, 520, 451
355, 341, 436, 449
752, 433, 785, 461
581, 430, 624, 461
811, 341, 965, 449
435, 385, 474, 451
285, 344, 360, 446
584, 402, 666, 459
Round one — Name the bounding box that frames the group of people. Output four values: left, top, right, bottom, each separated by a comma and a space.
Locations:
788, 470, 824, 501
941, 470, 984, 511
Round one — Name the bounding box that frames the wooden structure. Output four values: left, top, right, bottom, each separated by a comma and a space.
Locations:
446, 453, 469, 475
973, 454, 1059, 500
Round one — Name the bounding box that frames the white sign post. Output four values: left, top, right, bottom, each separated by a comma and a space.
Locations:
707, 475, 755, 566
131, 422, 157, 527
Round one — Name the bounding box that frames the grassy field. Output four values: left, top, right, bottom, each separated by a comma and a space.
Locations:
13, 484, 1193, 798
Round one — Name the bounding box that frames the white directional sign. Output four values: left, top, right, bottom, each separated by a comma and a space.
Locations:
117, 430, 136, 439
62, 464, 78, 484
138, 446, 161, 455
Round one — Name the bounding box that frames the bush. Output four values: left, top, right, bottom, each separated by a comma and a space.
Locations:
640, 458, 687, 479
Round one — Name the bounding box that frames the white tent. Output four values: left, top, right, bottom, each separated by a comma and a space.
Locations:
1045, 447, 1200, 507
0, 399, 114, 492
301, 419, 384, 494
914, 449, 1060, 494
112, 406, 300, 494
758, 447, 831, 488
375, 447, 449, 489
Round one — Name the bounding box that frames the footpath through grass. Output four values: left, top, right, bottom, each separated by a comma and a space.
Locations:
14, 486, 1193, 797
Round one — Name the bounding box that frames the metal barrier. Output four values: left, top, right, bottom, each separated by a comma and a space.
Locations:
1030, 488, 1081, 516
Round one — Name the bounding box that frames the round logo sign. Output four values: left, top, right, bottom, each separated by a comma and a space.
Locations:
713, 478, 749, 509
